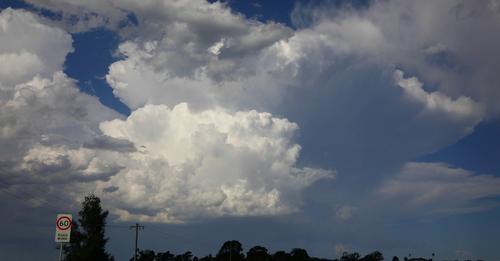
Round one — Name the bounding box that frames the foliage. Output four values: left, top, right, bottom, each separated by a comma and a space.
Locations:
291, 248, 310, 261
216, 240, 245, 261
339, 252, 361, 261
246, 246, 270, 261
130, 240, 392, 261
360, 251, 384, 261
60, 195, 396, 261
64, 194, 114, 261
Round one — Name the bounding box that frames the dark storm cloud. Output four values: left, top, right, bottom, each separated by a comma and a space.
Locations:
83, 135, 137, 152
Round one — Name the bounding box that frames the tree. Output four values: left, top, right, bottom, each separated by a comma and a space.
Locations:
65, 194, 114, 261
199, 254, 214, 261
291, 248, 310, 261
175, 251, 194, 261
63, 221, 84, 260
341, 252, 360, 261
361, 251, 383, 261
129, 250, 155, 261
273, 251, 292, 261
392, 256, 399, 261
247, 246, 270, 261
216, 240, 244, 261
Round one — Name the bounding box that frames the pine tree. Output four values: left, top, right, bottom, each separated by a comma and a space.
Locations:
65, 194, 114, 261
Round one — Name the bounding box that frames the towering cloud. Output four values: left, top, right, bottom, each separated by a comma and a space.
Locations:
3, 0, 499, 223
0, 6, 331, 223
98, 103, 332, 222
3, 1, 500, 259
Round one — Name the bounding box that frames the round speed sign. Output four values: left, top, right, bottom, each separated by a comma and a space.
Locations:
56, 216, 72, 230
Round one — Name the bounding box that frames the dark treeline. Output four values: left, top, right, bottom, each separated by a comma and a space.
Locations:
130, 240, 388, 261
62, 194, 437, 261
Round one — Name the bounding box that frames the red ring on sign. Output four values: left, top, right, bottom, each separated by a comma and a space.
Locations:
56, 216, 72, 230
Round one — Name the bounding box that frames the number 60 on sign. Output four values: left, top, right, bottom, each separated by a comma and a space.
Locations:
55, 214, 72, 243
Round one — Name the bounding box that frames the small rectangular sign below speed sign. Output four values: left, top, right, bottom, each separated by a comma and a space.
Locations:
55, 214, 72, 243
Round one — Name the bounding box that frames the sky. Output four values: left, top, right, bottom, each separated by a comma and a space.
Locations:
0, 0, 500, 260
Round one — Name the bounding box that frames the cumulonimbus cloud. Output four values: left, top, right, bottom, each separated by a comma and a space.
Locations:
0, 7, 332, 223
97, 103, 333, 222
4, 0, 500, 224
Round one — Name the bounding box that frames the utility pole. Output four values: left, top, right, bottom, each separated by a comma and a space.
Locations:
58, 242, 64, 261
130, 223, 144, 261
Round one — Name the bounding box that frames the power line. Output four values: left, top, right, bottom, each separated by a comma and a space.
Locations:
107, 224, 131, 228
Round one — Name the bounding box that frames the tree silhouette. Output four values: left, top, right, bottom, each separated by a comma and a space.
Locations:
155, 250, 175, 261
341, 252, 360, 261
126, 240, 391, 261
179, 251, 194, 261
65, 194, 114, 261
360, 251, 383, 261
216, 240, 244, 261
247, 246, 270, 261
63, 221, 83, 260
130, 249, 155, 261
61, 196, 397, 261
273, 250, 292, 261
291, 248, 310, 261
199, 254, 214, 261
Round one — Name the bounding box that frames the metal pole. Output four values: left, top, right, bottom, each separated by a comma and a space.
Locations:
58, 242, 64, 261
134, 223, 138, 261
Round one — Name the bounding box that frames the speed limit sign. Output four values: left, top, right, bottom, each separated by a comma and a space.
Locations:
55, 214, 72, 242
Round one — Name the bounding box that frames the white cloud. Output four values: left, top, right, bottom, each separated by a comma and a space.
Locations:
393, 69, 483, 120
291, 0, 500, 116
100, 11, 485, 203
1, 2, 500, 259
98, 103, 333, 222
12, 1, 494, 214
379, 162, 500, 215
0, 9, 119, 153
0, 8, 73, 85
0, 9, 124, 210
0, 7, 332, 224
18, 143, 121, 183
5, 0, 500, 227
208, 38, 226, 56
100, 0, 292, 111
26, 1, 487, 161
21, 0, 500, 144
21, 0, 130, 32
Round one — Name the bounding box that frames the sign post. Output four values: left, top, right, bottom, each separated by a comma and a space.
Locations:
55, 214, 72, 261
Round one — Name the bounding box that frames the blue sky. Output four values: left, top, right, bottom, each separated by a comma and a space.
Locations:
1, 0, 500, 260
